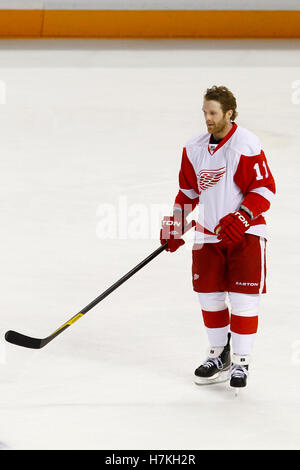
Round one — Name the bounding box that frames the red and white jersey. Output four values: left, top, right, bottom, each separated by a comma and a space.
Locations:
174, 123, 276, 244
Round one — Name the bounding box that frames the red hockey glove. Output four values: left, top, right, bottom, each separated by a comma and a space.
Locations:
214, 210, 251, 244
160, 215, 185, 252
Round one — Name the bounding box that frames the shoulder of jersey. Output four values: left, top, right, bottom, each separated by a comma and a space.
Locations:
184, 131, 209, 149
231, 125, 262, 157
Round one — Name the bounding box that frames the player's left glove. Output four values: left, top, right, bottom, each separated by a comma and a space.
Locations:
214, 209, 251, 244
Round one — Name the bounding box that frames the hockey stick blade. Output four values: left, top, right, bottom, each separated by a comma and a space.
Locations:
5, 330, 44, 349
4, 313, 82, 349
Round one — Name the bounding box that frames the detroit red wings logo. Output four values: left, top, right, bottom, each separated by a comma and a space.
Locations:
197, 167, 226, 191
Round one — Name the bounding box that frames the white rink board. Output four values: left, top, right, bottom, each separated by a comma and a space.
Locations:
0, 0, 43, 7
1, 0, 300, 10
43, 0, 300, 10
0, 39, 299, 450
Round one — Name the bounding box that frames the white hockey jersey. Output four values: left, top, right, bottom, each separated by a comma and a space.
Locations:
174, 123, 276, 244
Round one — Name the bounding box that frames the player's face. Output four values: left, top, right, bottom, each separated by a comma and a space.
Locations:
202, 99, 230, 135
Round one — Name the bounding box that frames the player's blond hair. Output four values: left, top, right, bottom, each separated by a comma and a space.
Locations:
204, 86, 238, 121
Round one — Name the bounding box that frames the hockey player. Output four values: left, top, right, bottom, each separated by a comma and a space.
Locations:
160, 85, 276, 390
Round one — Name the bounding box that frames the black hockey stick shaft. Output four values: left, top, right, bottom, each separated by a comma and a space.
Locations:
5, 220, 195, 349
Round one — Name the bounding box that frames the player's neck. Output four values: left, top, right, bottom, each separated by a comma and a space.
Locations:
212, 121, 233, 141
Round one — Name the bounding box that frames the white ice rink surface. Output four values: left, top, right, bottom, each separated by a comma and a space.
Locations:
0, 39, 299, 450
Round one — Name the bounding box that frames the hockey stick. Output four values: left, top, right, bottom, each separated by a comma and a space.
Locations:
5, 220, 195, 349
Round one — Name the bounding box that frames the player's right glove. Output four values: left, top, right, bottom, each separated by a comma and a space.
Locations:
160, 215, 185, 253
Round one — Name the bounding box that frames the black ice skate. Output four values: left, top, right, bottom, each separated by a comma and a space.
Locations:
229, 354, 250, 394
194, 333, 231, 385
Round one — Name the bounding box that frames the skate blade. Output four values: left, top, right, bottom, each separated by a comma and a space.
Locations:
231, 386, 246, 397
194, 371, 229, 386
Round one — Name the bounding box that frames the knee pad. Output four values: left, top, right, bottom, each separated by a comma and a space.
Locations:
228, 292, 260, 316
197, 292, 227, 311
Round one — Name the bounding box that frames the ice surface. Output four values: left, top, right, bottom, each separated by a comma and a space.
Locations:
0, 39, 299, 450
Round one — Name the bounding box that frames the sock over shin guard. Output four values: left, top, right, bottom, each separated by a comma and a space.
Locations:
198, 292, 230, 347
228, 292, 260, 355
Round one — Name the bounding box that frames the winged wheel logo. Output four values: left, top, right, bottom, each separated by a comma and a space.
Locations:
197, 167, 226, 192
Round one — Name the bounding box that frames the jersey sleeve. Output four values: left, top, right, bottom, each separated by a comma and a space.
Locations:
173, 147, 200, 215
233, 149, 276, 219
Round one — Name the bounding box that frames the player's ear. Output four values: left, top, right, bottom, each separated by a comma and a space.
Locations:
226, 109, 233, 120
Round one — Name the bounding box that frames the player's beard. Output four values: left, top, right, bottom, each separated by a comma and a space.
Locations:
207, 115, 227, 136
